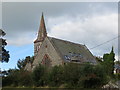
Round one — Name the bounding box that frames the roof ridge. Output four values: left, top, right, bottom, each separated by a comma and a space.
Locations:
47, 36, 84, 47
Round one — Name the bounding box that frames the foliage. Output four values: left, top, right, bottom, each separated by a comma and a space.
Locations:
47, 65, 64, 87
18, 70, 33, 86
79, 64, 108, 88
63, 63, 108, 88
102, 47, 115, 76
0, 29, 10, 63
2, 63, 109, 88
32, 64, 46, 87
17, 56, 34, 70
2, 69, 19, 87
114, 73, 120, 81
2, 68, 33, 87
63, 63, 81, 87
17, 59, 26, 70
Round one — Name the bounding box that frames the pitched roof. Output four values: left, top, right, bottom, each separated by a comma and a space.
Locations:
48, 37, 97, 64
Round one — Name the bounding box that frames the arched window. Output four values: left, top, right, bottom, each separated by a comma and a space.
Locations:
36, 45, 40, 52
41, 54, 51, 67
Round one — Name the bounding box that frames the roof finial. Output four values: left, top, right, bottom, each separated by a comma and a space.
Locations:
42, 12, 44, 17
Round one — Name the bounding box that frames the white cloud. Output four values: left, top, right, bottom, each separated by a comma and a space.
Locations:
48, 13, 118, 43
6, 31, 36, 46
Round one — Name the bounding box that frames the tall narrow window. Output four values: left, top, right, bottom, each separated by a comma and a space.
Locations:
41, 54, 51, 67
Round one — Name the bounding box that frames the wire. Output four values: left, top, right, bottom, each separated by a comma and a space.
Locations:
90, 35, 120, 50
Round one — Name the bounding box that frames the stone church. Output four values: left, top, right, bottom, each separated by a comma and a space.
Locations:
25, 13, 97, 71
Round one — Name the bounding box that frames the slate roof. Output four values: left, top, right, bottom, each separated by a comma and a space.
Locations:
48, 37, 97, 64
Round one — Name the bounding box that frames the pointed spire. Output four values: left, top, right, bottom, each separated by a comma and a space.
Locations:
34, 13, 47, 43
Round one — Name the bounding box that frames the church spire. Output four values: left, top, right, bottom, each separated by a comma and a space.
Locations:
35, 13, 47, 43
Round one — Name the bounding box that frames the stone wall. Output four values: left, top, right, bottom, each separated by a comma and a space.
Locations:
32, 37, 63, 70
24, 62, 32, 71
34, 41, 42, 57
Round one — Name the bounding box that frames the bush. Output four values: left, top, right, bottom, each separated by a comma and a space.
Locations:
2, 69, 33, 87
2, 69, 19, 87
78, 64, 108, 88
115, 73, 120, 80
32, 64, 46, 87
62, 63, 108, 88
3, 63, 109, 88
63, 63, 81, 88
47, 65, 64, 87
18, 70, 33, 87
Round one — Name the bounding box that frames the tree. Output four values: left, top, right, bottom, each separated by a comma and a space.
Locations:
17, 59, 26, 70
17, 56, 34, 70
2, 68, 19, 87
78, 64, 108, 88
18, 70, 33, 86
0, 29, 10, 63
32, 64, 46, 86
48, 65, 64, 87
102, 46, 115, 76
62, 63, 108, 88
63, 63, 81, 87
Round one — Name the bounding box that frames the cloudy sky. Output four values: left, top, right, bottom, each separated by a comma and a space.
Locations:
1, 2, 119, 70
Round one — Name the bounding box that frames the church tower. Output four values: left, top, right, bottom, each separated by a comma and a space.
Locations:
34, 13, 47, 57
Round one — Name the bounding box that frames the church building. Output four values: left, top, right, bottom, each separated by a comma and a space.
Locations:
25, 13, 97, 71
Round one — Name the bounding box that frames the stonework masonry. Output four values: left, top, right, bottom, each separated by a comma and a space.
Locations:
32, 37, 63, 70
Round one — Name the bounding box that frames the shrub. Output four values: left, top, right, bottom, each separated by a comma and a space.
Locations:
78, 64, 108, 88
2, 69, 19, 87
47, 65, 64, 87
18, 70, 33, 87
32, 64, 46, 87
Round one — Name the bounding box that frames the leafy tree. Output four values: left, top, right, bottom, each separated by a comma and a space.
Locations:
2, 63, 108, 88
2, 69, 19, 87
102, 46, 115, 76
18, 70, 33, 86
62, 63, 108, 88
48, 65, 64, 87
0, 29, 10, 63
63, 63, 81, 87
2, 68, 33, 87
17, 59, 26, 70
32, 64, 46, 86
78, 64, 108, 88
17, 56, 34, 70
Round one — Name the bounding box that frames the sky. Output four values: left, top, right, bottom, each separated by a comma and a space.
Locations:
0, 1, 1, 28
0, 2, 119, 70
